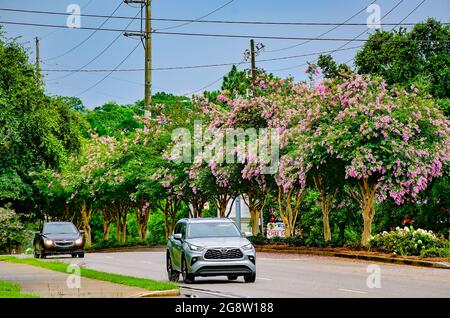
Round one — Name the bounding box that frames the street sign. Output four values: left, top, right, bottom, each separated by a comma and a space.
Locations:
266, 222, 285, 238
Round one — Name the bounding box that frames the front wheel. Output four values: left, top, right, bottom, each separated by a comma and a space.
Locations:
166, 253, 179, 282
181, 256, 195, 284
227, 275, 238, 281
244, 273, 256, 283
78, 253, 85, 258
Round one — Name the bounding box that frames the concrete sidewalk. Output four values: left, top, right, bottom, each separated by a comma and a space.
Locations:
0, 261, 152, 298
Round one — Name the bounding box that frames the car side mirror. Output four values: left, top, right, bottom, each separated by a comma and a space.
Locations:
242, 232, 253, 238
34, 231, 41, 236
173, 233, 182, 241
79, 230, 85, 235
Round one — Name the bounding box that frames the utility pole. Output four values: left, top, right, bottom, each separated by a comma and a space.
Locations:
244, 40, 264, 95
144, 0, 152, 118
35, 36, 40, 70
250, 39, 256, 88
124, 0, 152, 118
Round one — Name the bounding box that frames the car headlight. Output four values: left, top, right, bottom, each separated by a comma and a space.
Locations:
44, 239, 53, 247
188, 243, 204, 252
75, 237, 83, 245
242, 243, 254, 250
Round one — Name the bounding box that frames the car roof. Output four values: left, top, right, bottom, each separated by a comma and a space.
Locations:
43, 222, 75, 225
179, 218, 233, 224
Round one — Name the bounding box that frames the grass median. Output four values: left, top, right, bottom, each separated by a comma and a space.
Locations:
0, 256, 177, 292
0, 280, 39, 298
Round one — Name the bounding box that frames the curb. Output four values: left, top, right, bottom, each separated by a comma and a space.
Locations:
134, 288, 180, 298
256, 247, 450, 270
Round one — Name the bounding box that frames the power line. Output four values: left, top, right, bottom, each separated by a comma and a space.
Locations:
155, 0, 234, 31
345, 0, 427, 69
40, 0, 95, 40
1, 7, 446, 26
40, 45, 363, 73
3, 20, 448, 43
265, 0, 377, 53
78, 41, 141, 96
43, 1, 124, 61
48, 10, 141, 82
334, 0, 405, 51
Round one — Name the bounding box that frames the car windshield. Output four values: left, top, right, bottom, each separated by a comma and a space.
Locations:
188, 222, 241, 238
43, 223, 77, 235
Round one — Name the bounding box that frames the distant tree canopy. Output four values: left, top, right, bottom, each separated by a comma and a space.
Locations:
354, 18, 450, 100
0, 35, 83, 207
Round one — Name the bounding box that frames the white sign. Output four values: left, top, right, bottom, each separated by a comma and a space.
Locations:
266, 222, 285, 238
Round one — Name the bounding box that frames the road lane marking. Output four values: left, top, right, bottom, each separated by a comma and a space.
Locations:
258, 258, 306, 261
338, 288, 368, 294
104, 256, 114, 259
141, 261, 153, 264
257, 277, 273, 281
181, 287, 241, 298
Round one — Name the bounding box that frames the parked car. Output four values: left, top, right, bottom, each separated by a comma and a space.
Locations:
166, 218, 256, 283
33, 222, 85, 259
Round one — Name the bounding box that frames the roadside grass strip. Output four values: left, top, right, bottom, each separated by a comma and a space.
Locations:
0, 280, 39, 298
0, 256, 177, 292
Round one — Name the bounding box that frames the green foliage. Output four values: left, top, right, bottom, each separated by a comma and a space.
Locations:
0, 206, 31, 253
317, 54, 352, 78
0, 280, 38, 298
369, 227, 449, 257
355, 19, 450, 99
84, 102, 143, 137
147, 210, 167, 244
0, 36, 82, 208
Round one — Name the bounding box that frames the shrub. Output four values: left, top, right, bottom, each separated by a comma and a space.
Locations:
0, 206, 31, 253
368, 227, 449, 257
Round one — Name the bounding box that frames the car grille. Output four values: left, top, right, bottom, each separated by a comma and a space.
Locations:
54, 240, 74, 247
204, 248, 243, 259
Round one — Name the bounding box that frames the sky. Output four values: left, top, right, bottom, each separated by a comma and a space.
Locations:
0, 0, 449, 108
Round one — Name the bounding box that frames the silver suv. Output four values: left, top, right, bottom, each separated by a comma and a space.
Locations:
166, 218, 256, 283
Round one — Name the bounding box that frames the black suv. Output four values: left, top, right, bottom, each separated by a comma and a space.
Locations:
34, 222, 85, 258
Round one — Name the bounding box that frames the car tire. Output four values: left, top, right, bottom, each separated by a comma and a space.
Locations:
227, 275, 238, 281
71, 253, 77, 258
181, 256, 195, 284
166, 252, 179, 282
40, 252, 46, 259
244, 273, 256, 283
78, 253, 85, 258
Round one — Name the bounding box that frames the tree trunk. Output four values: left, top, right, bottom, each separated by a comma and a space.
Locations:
115, 209, 121, 242
277, 186, 304, 237
80, 201, 92, 247
322, 200, 331, 241
217, 197, 227, 218
349, 179, 377, 246
160, 197, 180, 240
103, 221, 111, 241
121, 211, 127, 243
313, 174, 337, 242
135, 207, 150, 241
243, 188, 267, 236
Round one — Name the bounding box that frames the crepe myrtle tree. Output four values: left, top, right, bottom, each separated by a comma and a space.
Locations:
318, 73, 449, 246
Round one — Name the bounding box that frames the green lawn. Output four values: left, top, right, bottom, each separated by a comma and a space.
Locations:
0, 256, 177, 292
0, 280, 38, 298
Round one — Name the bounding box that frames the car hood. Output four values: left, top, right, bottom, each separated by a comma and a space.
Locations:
42, 233, 80, 240
185, 236, 250, 248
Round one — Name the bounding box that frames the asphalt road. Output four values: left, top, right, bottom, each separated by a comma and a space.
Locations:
50, 250, 450, 298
